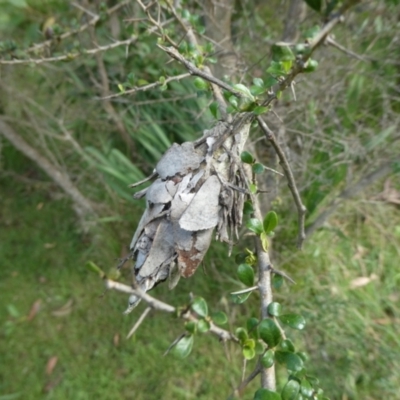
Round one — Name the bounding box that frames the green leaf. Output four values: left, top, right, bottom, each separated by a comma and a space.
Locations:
233, 83, 255, 101
304, 0, 322, 12
246, 317, 259, 339
173, 335, 194, 358
279, 314, 306, 330
263, 211, 278, 234
246, 218, 264, 235
267, 302, 282, 316
281, 379, 300, 400
300, 379, 314, 397
193, 77, 208, 90
273, 274, 284, 289
237, 264, 254, 286
272, 44, 295, 62
86, 261, 106, 278
259, 319, 281, 348
264, 76, 278, 88
191, 297, 208, 317
209, 102, 219, 119
185, 321, 197, 334
253, 77, 264, 87
241, 151, 255, 164
252, 163, 264, 174
243, 200, 254, 215
303, 59, 319, 73
280, 339, 295, 352
231, 291, 252, 304
117, 83, 125, 93
236, 327, 248, 344
254, 388, 282, 400
267, 61, 286, 77
261, 349, 275, 368
253, 106, 269, 115
275, 351, 304, 371
243, 344, 256, 360
255, 341, 265, 355
211, 311, 228, 325
197, 318, 210, 333
250, 183, 258, 194
250, 85, 266, 96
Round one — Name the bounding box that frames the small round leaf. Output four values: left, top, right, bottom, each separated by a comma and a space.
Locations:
173, 335, 194, 358
236, 327, 248, 344
300, 379, 314, 397
243, 200, 254, 215
280, 339, 295, 352
211, 311, 228, 325
193, 77, 208, 90
259, 318, 281, 348
281, 380, 300, 400
246, 218, 264, 235
241, 151, 255, 164
243, 345, 256, 360
263, 211, 278, 234
261, 349, 275, 368
275, 351, 304, 372
191, 297, 208, 317
185, 321, 197, 334
231, 291, 252, 304
237, 263, 255, 287
279, 314, 306, 330
252, 163, 265, 174
246, 317, 259, 339
267, 302, 282, 317
197, 318, 210, 333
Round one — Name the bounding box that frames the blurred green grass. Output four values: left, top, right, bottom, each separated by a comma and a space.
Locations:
1, 175, 399, 400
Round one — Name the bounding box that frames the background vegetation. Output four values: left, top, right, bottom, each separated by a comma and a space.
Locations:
1, 0, 399, 399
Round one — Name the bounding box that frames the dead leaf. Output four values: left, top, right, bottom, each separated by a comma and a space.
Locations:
44, 243, 56, 249
349, 274, 378, 289
51, 299, 73, 317
27, 299, 42, 321
113, 333, 120, 347
46, 356, 58, 375
36, 202, 44, 210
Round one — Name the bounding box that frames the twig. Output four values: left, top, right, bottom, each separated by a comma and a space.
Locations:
231, 286, 258, 295
228, 363, 262, 399
326, 36, 368, 62
105, 279, 237, 342
257, 117, 307, 249
158, 45, 244, 99
129, 171, 157, 188
305, 161, 395, 237
0, 37, 137, 65
99, 73, 191, 100
271, 266, 296, 284
24, 0, 131, 55
126, 306, 152, 339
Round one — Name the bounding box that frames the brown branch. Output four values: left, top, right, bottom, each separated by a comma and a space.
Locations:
105, 279, 238, 342
0, 37, 137, 65
24, 0, 131, 55
99, 73, 191, 100
305, 161, 395, 237
0, 118, 96, 224
257, 117, 307, 249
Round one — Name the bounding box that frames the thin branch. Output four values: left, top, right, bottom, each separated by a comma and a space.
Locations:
105, 279, 238, 342
228, 363, 262, 399
126, 307, 152, 339
99, 73, 191, 100
326, 36, 368, 62
129, 171, 157, 188
257, 117, 307, 249
231, 286, 259, 295
0, 37, 137, 65
24, 0, 131, 55
305, 161, 395, 237
158, 45, 244, 98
